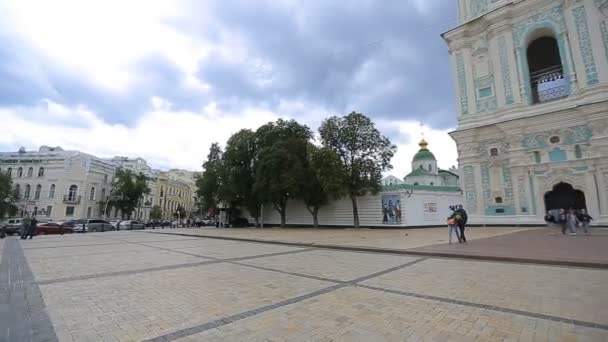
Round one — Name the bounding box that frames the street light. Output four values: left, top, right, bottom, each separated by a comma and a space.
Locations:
103, 193, 123, 220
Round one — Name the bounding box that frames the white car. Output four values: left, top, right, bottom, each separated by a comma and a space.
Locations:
117, 220, 145, 230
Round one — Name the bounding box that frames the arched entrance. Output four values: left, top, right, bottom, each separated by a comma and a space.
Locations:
527, 36, 568, 103
544, 182, 586, 211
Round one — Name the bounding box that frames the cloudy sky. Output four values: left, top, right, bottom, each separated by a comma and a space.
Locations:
0, 0, 459, 177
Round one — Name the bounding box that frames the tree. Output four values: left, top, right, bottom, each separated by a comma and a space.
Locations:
149, 205, 162, 220
0, 170, 18, 218
301, 145, 348, 227
173, 204, 187, 220
319, 112, 396, 227
196, 143, 223, 215
108, 168, 150, 219
221, 129, 261, 225
254, 119, 313, 227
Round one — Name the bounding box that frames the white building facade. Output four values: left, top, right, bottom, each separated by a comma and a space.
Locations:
443, 0, 608, 225
0, 146, 115, 222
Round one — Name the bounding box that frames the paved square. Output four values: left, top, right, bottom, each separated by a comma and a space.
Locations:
2, 230, 607, 341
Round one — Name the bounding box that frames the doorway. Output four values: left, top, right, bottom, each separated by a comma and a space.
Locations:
544, 182, 586, 211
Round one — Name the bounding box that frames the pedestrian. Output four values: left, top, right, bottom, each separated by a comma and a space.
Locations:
26, 216, 37, 239
447, 206, 460, 244
566, 207, 578, 236
20, 214, 31, 239
558, 209, 568, 235
577, 209, 592, 234
544, 211, 554, 225
456, 204, 468, 243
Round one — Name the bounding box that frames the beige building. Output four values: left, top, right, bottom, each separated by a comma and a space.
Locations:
154, 173, 194, 220
0, 146, 115, 222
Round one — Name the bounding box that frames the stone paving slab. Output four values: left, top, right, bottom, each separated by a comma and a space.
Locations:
40, 262, 333, 342
24, 247, 206, 282
409, 227, 608, 268
239, 249, 418, 281
173, 242, 306, 259
172, 286, 608, 342
362, 258, 608, 326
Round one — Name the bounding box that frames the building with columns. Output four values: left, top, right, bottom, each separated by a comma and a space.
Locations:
0, 146, 115, 222
443, 0, 608, 225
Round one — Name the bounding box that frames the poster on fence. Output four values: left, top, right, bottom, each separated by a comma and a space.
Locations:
423, 202, 438, 221
382, 195, 402, 224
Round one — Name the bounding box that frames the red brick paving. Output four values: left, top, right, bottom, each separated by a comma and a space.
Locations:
408, 227, 608, 268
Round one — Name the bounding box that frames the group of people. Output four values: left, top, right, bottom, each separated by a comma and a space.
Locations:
545, 207, 593, 235
447, 205, 468, 244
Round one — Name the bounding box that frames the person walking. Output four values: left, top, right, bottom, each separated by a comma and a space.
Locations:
558, 209, 568, 235
26, 216, 37, 239
20, 214, 31, 239
447, 206, 460, 244
566, 208, 578, 236
577, 209, 592, 234
456, 205, 468, 243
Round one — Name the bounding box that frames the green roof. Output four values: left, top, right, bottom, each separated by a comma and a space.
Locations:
413, 148, 436, 161
382, 183, 462, 192
405, 167, 433, 178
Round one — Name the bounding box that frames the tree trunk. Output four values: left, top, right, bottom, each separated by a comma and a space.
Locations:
254, 216, 260, 227
313, 207, 319, 228
280, 209, 286, 228
350, 195, 359, 228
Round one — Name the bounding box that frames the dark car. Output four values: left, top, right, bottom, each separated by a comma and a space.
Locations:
35, 222, 73, 235
160, 220, 172, 227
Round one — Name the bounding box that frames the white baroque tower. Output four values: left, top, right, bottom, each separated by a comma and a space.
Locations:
443, 0, 608, 225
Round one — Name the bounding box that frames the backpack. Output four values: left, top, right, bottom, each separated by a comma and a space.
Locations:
447, 218, 456, 225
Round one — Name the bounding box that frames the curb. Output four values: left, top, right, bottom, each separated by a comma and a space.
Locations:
139, 230, 608, 270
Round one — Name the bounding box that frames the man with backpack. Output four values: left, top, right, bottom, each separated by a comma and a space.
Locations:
456, 205, 468, 243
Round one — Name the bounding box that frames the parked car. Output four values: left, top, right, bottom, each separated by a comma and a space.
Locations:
109, 220, 121, 230
160, 220, 172, 227
62, 219, 114, 232
145, 220, 161, 228
117, 220, 145, 230
35, 222, 72, 235
1, 217, 24, 236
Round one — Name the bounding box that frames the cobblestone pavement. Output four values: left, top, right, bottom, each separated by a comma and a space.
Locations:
1, 231, 607, 341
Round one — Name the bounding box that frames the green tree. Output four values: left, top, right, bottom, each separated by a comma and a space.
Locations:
254, 119, 313, 227
319, 112, 396, 227
108, 169, 150, 219
149, 205, 162, 220
222, 129, 261, 225
196, 143, 223, 215
301, 145, 348, 227
0, 170, 18, 218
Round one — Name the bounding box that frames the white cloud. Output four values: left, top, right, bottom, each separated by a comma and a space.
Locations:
0, 100, 277, 170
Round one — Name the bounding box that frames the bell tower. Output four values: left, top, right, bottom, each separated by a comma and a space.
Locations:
442, 0, 608, 225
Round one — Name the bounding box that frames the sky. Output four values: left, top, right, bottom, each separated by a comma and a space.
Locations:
0, 0, 459, 178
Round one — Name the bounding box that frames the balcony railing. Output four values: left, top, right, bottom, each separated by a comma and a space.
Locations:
530, 65, 568, 104
63, 195, 81, 204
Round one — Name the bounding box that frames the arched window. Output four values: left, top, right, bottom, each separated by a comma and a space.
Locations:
430, 182, 434, 186
49, 184, 56, 198
414, 182, 419, 185
527, 36, 567, 103
27, 167, 33, 177
7, 168, 12, 177
68, 185, 78, 201
14, 184, 20, 197
24, 184, 31, 199
575, 145, 582, 159
490, 148, 499, 156
17, 167, 23, 177
101, 188, 106, 201
34, 184, 42, 200
90, 187, 96, 201
495, 197, 503, 204
428, 164, 432, 171
38, 167, 45, 177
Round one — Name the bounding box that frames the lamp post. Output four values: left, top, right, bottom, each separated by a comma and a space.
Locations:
103, 193, 123, 220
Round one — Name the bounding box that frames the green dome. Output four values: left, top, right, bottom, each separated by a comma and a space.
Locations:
412, 139, 436, 161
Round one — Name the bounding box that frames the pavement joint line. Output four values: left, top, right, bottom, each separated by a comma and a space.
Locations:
138, 230, 608, 269
34, 246, 316, 285
354, 284, 608, 331
0, 238, 58, 342
227, 261, 345, 284
143, 258, 427, 342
